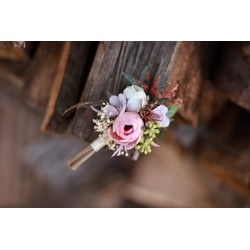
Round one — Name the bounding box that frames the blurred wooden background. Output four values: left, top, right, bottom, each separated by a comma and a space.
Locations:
0, 41, 249, 207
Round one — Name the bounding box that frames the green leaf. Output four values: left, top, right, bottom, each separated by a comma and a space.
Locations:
106, 91, 113, 99
122, 73, 137, 85
166, 104, 179, 118
157, 72, 167, 92
140, 65, 150, 85
158, 98, 169, 105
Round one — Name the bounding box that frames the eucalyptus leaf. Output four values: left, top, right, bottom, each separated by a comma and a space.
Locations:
140, 65, 150, 85
166, 104, 179, 118
157, 72, 167, 92
106, 91, 113, 99
122, 73, 137, 85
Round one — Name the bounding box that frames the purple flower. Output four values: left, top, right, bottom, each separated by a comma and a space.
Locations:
151, 105, 170, 128
108, 94, 126, 116
91, 93, 126, 117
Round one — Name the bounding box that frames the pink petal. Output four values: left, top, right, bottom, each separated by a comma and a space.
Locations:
124, 132, 142, 150
108, 128, 128, 145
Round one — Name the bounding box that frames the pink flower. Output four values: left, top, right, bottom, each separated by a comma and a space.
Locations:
108, 112, 144, 154
151, 105, 170, 128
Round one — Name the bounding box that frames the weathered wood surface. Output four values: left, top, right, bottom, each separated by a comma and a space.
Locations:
196, 82, 228, 124
71, 41, 177, 141
212, 42, 250, 112
42, 42, 95, 133
22, 42, 71, 110
167, 42, 218, 125
0, 47, 29, 61
0, 41, 25, 48
0, 47, 30, 88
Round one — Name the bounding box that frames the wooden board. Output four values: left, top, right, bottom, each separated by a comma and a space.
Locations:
42, 42, 95, 133
212, 42, 250, 112
22, 42, 71, 110
0, 41, 25, 48
71, 41, 177, 141
167, 42, 218, 125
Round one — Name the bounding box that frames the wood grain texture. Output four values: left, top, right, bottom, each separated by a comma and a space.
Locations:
22, 42, 71, 110
42, 42, 93, 133
167, 42, 218, 125
71, 41, 177, 141
212, 42, 250, 111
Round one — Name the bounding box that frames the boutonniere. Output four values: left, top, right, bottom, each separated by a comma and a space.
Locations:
67, 65, 182, 170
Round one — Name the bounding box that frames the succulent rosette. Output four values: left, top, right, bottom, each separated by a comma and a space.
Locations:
91, 65, 182, 158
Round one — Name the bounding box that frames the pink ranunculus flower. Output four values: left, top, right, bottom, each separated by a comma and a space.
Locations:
151, 105, 170, 128
108, 112, 144, 153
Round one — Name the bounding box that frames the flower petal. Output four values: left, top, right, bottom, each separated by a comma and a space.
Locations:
118, 93, 126, 115
124, 131, 143, 150
123, 86, 136, 99
109, 95, 120, 107
127, 97, 141, 112
161, 116, 170, 128
106, 104, 119, 117
91, 106, 103, 114
108, 128, 128, 145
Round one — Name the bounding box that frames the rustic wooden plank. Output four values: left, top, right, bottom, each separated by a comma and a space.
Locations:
0, 41, 25, 48
0, 65, 24, 89
0, 46, 30, 89
0, 47, 29, 61
167, 42, 218, 125
212, 42, 250, 111
196, 82, 228, 124
41, 42, 95, 133
22, 42, 71, 110
71, 41, 177, 141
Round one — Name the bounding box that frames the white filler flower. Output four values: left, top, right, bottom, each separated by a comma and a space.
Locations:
123, 85, 147, 112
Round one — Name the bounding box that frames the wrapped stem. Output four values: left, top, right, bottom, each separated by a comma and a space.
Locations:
67, 136, 106, 171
